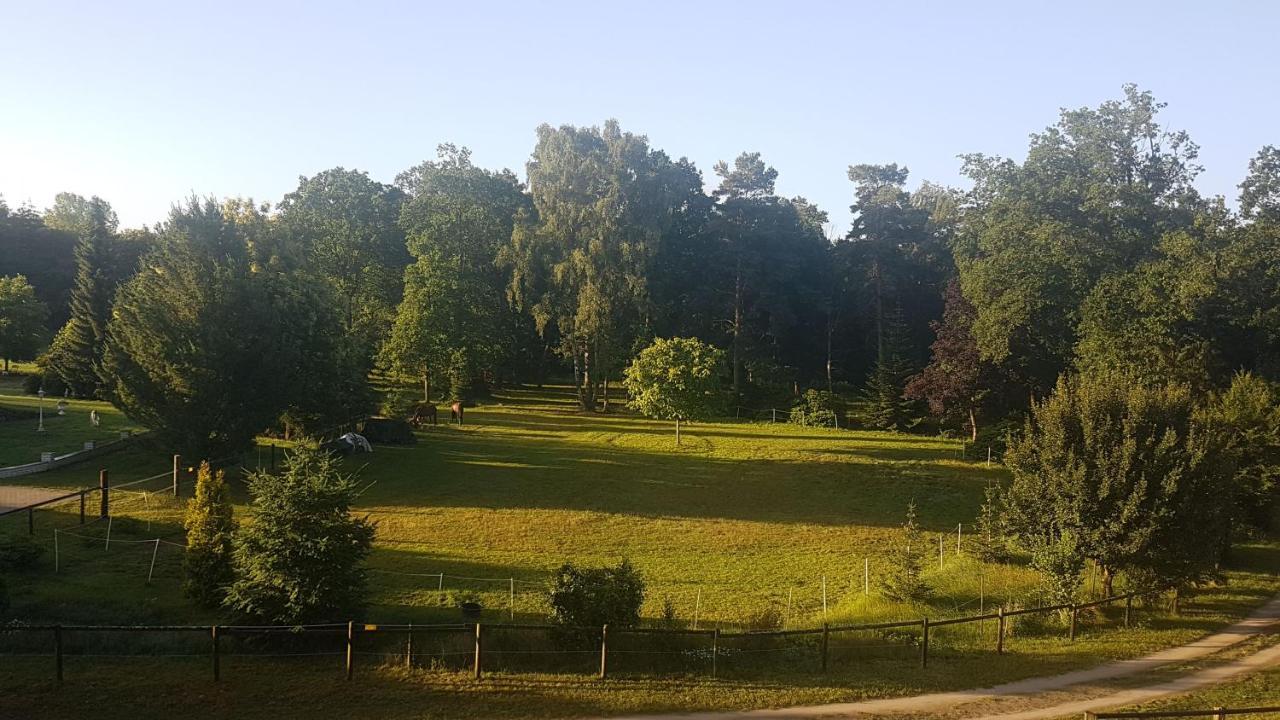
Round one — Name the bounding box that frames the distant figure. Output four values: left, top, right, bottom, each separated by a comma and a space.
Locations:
56, 399, 67, 416
89, 410, 100, 427
450, 401, 464, 425
408, 402, 437, 427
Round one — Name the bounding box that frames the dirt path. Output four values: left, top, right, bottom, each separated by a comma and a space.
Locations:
608, 594, 1280, 720
0, 484, 71, 512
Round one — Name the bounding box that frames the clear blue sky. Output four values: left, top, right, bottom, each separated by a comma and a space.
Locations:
2, 0, 1276, 233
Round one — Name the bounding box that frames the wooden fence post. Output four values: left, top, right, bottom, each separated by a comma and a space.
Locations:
27, 507, 33, 535
405, 622, 413, 669
821, 623, 830, 672
211, 626, 221, 681
473, 623, 483, 680
1214, 708, 1226, 720
599, 624, 608, 679
920, 617, 929, 668
996, 607, 1005, 655
1125, 593, 1132, 628
345, 621, 355, 680
711, 629, 719, 679
1069, 604, 1078, 642
54, 626, 63, 683
98, 469, 109, 519
172, 454, 181, 497
79, 490, 85, 525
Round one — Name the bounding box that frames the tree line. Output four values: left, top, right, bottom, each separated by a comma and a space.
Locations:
1, 84, 1278, 460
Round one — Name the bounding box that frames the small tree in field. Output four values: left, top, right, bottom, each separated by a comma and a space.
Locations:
224, 446, 375, 623
548, 559, 645, 645
880, 501, 931, 603
182, 461, 236, 606
623, 337, 724, 445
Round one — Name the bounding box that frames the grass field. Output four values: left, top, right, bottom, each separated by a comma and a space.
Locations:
2, 378, 1280, 717
0, 364, 144, 467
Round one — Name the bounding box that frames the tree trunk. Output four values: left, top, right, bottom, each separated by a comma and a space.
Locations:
579, 341, 596, 411
1101, 565, 1114, 597
873, 258, 885, 359
423, 372, 432, 403
825, 311, 834, 392
602, 375, 610, 412
968, 406, 978, 443
732, 262, 743, 399
675, 417, 681, 446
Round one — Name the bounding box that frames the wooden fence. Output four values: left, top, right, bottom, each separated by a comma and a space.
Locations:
2, 591, 1144, 684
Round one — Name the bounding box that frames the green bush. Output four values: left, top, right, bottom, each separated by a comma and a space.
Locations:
223, 446, 376, 624
789, 389, 847, 428
548, 559, 645, 644
182, 461, 236, 606
0, 534, 45, 571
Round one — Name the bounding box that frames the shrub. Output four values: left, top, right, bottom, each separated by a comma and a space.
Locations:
0, 534, 45, 571
21, 371, 66, 397
548, 559, 645, 643
381, 387, 418, 419
1030, 534, 1084, 606
789, 389, 847, 428
182, 461, 236, 606
224, 446, 375, 624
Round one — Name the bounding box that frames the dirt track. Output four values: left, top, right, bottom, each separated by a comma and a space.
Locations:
608, 595, 1280, 720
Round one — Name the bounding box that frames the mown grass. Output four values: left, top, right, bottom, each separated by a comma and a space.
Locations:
2, 381, 1279, 718
0, 363, 144, 467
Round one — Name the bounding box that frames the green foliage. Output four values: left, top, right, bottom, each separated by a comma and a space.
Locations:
789, 389, 846, 427
276, 167, 408, 345
182, 461, 236, 606
711, 153, 830, 399
0, 534, 45, 571
880, 502, 931, 603
1029, 533, 1084, 606
548, 559, 645, 640
1004, 371, 1232, 593
43, 197, 116, 396
624, 337, 725, 423
383, 145, 529, 403
860, 313, 922, 431
955, 86, 1205, 396
972, 482, 1010, 563
503, 121, 703, 410
224, 446, 376, 624
1201, 372, 1280, 531
102, 198, 370, 458
0, 274, 48, 372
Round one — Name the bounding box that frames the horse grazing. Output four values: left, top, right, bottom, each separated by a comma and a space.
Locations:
450, 401, 464, 425
408, 402, 437, 427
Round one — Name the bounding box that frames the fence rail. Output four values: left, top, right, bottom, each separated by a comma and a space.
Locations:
2, 590, 1146, 684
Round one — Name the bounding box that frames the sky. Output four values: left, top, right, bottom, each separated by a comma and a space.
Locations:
1, 0, 1277, 234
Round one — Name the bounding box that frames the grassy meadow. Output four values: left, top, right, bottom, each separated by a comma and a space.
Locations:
3, 377, 1280, 717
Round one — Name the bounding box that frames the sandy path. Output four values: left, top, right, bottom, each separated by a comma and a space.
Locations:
607, 594, 1280, 720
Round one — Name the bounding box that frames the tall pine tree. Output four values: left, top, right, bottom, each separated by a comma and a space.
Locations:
44, 197, 115, 396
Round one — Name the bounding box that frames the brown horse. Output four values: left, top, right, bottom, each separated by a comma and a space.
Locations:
450, 401, 464, 425
408, 402, 437, 427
